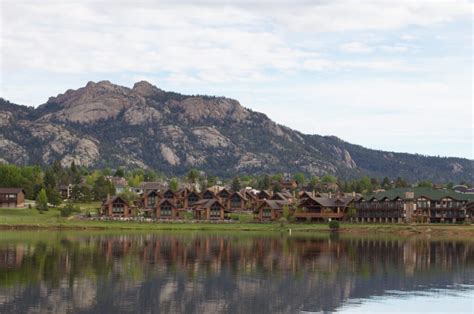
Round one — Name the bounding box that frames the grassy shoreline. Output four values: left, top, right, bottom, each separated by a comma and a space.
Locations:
0, 207, 473, 237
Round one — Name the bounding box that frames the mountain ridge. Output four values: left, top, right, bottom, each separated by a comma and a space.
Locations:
0, 80, 472, 182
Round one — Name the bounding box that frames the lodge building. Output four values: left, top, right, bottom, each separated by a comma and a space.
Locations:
99, 184, 474, 224
0, 188, 25, 208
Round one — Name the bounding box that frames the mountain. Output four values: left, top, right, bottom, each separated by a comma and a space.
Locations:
0, 80, 472, 182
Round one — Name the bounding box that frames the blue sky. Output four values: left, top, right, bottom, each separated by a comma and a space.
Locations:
1, 1, 472, 158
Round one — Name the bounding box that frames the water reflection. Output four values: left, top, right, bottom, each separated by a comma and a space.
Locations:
0, 232, 473, 313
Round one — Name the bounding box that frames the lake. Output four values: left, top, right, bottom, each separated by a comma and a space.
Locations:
0, 231, 472, 313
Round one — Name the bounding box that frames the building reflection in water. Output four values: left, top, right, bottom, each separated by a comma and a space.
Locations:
0, 232, 472, 313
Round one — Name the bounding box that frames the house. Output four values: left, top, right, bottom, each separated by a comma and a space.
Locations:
270, 191, 294, 203
217, 188, 231, 201
143, 190, 160, 208
155, 199, 180, 219
134, 181, 166, 195
58, 184, 72, 199
296, 196, 349, 221
101, 196, 132, 218
106, 176, 129, 194
257, 190, 271, 200
192, 199, 229, 220
0, 188, 25, 208
202, 189, 216, 200
226, 192, 248, 211
254, 200, 290, 221
186, 191, 201, 207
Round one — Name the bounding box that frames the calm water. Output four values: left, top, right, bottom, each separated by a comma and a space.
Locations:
0, 231, 473, 313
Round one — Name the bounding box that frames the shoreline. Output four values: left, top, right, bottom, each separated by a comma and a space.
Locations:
1, 220, 473, 237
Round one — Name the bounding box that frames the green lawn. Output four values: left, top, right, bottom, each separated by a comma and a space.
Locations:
0, 206, 472, 237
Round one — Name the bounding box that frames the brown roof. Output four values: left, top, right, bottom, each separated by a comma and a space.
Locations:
193, 198, 225, 210
259, 200, 290, 210
0, 188, 25, 194
102, 195, 129, 206
140, 181, 165, 190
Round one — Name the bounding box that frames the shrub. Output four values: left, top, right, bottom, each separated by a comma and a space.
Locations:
60, 203, 80, 217
329, 220, 340, 230
279, 217, 288, 227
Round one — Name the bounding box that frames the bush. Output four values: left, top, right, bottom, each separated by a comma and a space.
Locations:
329, 220, 340, 230
60, 203, 80, 217
279, 217, 288, 227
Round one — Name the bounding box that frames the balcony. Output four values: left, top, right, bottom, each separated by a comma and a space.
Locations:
294, 212, 344, 219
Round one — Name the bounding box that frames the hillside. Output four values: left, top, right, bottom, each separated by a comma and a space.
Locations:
0, 80, 472, 182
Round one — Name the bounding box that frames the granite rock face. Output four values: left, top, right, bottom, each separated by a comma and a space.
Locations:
0, 81, 472, 181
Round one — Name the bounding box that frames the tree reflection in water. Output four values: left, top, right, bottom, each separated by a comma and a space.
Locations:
0, 232, 472, 313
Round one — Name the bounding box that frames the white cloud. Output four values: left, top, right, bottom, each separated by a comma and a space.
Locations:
0, 0, 471, 158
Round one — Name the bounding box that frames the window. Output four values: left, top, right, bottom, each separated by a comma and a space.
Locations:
210, 204, 221, 217
161, 205, 171, 216
263, 208, 271, 218
112, 203, 124, 214
231, 196, 241, 208
148, 196, 156, 206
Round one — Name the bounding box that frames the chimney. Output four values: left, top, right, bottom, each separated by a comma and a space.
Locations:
352, 191, 355, 197
107, 193, 110, 202
329, 192, 332, 198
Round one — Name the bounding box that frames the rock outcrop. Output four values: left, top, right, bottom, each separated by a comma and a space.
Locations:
0, 81, 472, 182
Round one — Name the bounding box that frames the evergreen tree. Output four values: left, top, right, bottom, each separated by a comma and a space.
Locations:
293, 173, 305, 186
272, 182, 282, 193
44, 168, 62, 206
93, 176, 115, 200
231, 177, 241, 192
381, 177, 391, 189
169, 178, 179, 192
114, 168, 125, 177
36, 188, 48, 212
187, 169, 200, 184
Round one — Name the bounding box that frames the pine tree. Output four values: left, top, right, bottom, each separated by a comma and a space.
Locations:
231, 177, 241, 192
36, 188, 48, 212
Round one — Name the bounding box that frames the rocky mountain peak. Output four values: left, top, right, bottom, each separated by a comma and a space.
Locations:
131, 80, 163, 97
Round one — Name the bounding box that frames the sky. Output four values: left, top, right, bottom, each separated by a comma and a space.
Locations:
0, 1, 472, 159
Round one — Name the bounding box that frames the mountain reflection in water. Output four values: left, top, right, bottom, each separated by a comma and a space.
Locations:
0, 232, 472, 313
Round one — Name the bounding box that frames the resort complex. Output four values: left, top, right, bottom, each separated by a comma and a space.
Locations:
95, 183, 474, 224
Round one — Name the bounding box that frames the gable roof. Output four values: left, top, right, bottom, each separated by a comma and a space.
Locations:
103, 195, 129, 206
193, 198, 225, 210
259, 199, 290, 210
0, 188, 25, 194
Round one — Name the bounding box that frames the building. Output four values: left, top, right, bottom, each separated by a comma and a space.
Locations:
101, 196, 132, 218
226, 192, 248, 211
0, 188, 25, 208
354, 188, 474, 223
58, 184, 72, 199
192, 199, 229, 220
255, 200, 290, 221
296, 196, 352, 221
156, 199, 180, 219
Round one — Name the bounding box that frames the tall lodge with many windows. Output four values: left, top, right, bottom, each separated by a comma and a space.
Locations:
354, 188, 474, 223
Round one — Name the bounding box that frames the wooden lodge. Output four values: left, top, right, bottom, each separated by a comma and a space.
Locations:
296, 196, 351, 221
156, 199, 180, 219
101, 196, 132, 218
98, 184, 473, 224
225, 192, 249, 211
0, 188, 25, 208
354, 188, 474, 223
255, 200, 290, 221
192, 199, 229, 220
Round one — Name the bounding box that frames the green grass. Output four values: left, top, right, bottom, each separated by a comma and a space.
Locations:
0, 206, 472, 238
